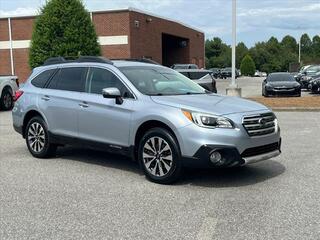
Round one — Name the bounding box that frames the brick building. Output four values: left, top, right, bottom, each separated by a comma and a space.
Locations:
0, 8, 204, 82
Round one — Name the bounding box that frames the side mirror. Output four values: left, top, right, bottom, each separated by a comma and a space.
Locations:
102, 87, 123, 105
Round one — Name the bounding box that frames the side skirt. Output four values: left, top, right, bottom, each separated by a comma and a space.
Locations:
48, 132, 135, 160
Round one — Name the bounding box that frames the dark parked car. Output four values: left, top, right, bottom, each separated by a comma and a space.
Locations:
220, 67, 239, 79
209, 68, 221, 79
295, 65, 320, 89
176, 69, 217, 93
309, 77, 320, 94
262, 72, 301, 97
171, 64, 198, 70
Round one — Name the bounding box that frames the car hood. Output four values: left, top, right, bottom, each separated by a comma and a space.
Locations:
150, 94, 269, 115
267, 81, 299, 87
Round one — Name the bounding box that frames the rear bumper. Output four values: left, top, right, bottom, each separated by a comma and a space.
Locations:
13, 124, 23, 135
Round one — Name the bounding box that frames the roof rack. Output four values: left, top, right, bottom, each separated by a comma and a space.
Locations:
43, 56, 113, 66
111, 58, 160, 65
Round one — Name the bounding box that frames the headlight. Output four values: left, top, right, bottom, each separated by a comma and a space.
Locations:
182, 110, 234, 129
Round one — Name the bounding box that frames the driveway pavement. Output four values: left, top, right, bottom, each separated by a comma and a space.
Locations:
0, 110, 319, 240
216, 77, 312, 97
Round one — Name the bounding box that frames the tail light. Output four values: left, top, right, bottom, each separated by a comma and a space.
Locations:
14, 90, 24, 101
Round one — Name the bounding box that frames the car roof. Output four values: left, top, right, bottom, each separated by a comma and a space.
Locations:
34, 60, 162, 72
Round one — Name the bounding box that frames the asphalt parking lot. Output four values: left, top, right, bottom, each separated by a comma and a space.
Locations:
216, 77, 313, 97
1, 110, 319, 240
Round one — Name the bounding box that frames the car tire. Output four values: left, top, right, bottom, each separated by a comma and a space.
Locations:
0, 89, 13, 111
138, 128, 182, 184
25, 116, 57, 158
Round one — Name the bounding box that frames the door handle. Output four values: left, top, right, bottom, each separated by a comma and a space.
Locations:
41, 95, 50, 101
79, 101, 89, 108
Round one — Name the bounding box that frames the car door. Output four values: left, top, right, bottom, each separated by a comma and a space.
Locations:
38, 67, 87, 137
78, 66, 134, 147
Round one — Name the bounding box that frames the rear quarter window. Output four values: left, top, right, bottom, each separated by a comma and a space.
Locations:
46, 67, 87, 92
31, 69, 56, 88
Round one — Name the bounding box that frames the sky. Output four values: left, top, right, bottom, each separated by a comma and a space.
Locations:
0, 0, 319, 47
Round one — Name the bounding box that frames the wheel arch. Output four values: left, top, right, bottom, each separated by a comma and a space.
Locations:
133, 120, 179, 160
1, 85, 13, 96
22, 110, 46, 138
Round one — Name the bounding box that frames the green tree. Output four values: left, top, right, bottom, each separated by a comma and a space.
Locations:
205, 37, 231, 68
236, 42, 248, 69
29, 0, 101, 68
281, 35, 297, 53
240, 55, 256, 76
312, 35, 320, 61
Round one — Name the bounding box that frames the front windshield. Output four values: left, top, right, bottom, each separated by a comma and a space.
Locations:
119, 66, 207, 95
306, 66, 320, 75
268, 74, 294, 82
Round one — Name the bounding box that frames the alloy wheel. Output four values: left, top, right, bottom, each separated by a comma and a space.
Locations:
142, 137, 173, 177
27, 122, 45, 153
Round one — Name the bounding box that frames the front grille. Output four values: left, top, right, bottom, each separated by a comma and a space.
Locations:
242, 112, 276, 137
273, 87, 294, 91
241, 142, 280, 158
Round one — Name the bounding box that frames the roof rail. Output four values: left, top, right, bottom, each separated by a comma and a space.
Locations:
43, 57, 67, 66
111, 58, 160, 65
43, 56, 113, 66
77, 56, 113, 64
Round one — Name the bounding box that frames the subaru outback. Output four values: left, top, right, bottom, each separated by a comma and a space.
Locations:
12, 56, 281, 184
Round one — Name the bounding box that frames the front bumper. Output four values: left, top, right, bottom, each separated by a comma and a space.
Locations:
175, 111, 281, 168
266, 88, 301, 96
182, 140, 281, 167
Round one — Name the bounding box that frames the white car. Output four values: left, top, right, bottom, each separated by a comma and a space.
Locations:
0, 75, 19, 110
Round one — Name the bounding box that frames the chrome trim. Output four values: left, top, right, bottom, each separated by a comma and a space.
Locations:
242, 150, 281, 165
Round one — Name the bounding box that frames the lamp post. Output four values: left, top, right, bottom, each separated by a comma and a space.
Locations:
226, 0, 241, 97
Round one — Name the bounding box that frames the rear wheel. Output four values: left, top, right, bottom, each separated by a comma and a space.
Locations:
25, 116, 57, 158
0, 89, 13, 110
138, 128, 182, 184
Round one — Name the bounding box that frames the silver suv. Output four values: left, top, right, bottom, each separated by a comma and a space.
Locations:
12, 57, 281, 184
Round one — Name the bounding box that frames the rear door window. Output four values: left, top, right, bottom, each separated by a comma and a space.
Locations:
31, 69, 56, 88
46, 67, 87, 92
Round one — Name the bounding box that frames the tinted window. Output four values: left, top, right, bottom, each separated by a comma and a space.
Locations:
87, 67, 131, 97
47, 67, 86, 92
268, 74, 294, 82
31, 69, 56, 88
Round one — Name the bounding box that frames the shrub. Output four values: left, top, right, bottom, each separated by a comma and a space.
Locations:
240, 54, 256, 76
29, 0, 101, 68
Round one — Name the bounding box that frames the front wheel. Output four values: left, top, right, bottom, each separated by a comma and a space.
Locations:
138, 128, 182, 184
25, 116, 57, 158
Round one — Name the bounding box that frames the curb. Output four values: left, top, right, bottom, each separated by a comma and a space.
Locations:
271, 107, 320, 112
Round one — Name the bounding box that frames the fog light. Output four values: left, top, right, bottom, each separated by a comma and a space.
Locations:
210, 151, 222, 164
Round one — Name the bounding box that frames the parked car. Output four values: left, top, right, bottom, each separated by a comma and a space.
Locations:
171, 64, 198, 70
0, 75, 19, 110
220, 67, 239, 79
309, 77, 320, 94
254, 70, 267, 77
12, 56, 281, 184
262, 72, 301, 97
175, 69, 217, 93
209, 68, 221, 79
295, 65, 320, 89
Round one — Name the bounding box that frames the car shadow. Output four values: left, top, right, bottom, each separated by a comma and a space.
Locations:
55, 146, 141, 175
54, 146, 285, 187
179, 160, 285, 188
